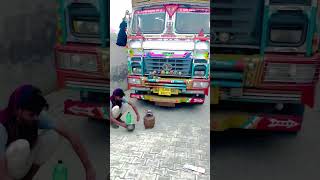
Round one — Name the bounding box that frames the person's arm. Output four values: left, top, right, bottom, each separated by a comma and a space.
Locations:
54, 124, 96, 180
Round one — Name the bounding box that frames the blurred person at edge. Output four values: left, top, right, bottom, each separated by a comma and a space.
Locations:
0, 85, 96, 180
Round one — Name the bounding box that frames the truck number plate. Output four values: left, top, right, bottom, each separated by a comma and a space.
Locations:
159, 88, 172, 96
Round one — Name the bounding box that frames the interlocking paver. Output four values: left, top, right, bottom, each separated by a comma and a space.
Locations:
137, 173, 157, 180
145, 158, 160, 168
129, 151, 144, 158
196, 175, 210, 180
179, 170, 197, 179
150, 167, 167, 176
166, 169, 180, 177
142, 153, 155, 160
173, 164, 184, 171
134, 165, 150, 173
110, 161, 125, 169
121, 163, 137, 170
111, 168, 127, 178
124, 170, 140, 179
156, 175, 171, 180
160, 161, 175, 170
119, 156, 135, 163
150, 148, 162, 154
131, 157, 146, 164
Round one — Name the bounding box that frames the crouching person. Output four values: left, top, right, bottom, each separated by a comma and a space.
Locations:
0, 85, 96, 180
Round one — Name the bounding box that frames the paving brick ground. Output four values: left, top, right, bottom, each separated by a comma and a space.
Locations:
110, 90, 210, 180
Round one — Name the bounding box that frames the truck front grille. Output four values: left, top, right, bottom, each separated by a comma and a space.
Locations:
144, 58, 192, 77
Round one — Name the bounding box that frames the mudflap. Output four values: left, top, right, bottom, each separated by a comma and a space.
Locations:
211, 111, 303, 132
64, 99, 109, 120
211, 101, 305, 132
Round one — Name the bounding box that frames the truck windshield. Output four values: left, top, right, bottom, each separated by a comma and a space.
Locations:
132, 12, 166, 34
175, 12, 209, 34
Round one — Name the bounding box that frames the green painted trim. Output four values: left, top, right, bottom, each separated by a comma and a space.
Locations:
58, 0, 67, 44
128, 60, 131, 74
100, 0, 107, 47
260, 6, 269, 56
140, 61, 144, 74
191, 62, 195, 77
205, 63, 209, 78
306, 7, 317, 57
241, 116, 256, 129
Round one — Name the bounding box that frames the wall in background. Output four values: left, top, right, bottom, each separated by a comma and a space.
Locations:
0, 0, 57, 108
110, 32, 128, 92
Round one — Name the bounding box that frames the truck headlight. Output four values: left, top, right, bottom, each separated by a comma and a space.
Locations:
195, 42, 209, 50
193, 81, 209, 88
57, 52, 97, 72
132, 67, 142, 74
129, 40, 142, 49
73, 20, 99, 35
128, 78, 141, 85
194, 65, 206, 76
131, 62, 142, 74
264, 63, 316, 83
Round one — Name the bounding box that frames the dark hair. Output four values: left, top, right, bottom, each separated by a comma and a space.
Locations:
113, 88, 125, 98
17, 87, 48, 115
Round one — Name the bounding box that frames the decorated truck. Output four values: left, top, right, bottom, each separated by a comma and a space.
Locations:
124, 0, 210, 106
54, 0, 110, 120
211, 0, 320, 132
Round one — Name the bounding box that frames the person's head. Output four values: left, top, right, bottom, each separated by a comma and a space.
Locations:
112, 88, 125, 101
13, 85, 48, 124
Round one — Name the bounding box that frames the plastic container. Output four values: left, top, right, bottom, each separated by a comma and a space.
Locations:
52, 160, 68, 180
126, 112, 135, 131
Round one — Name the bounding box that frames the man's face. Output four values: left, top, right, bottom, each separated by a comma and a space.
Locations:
16, 109, 38, 124
115, 96, 122, 101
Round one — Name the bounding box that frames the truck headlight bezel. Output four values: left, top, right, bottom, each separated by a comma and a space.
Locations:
193, 65, 207, 77
195, 42, 209, 50
129, 40, 142, 49
128, 78, 141, 85
58, 52, 98, 72
130, 62, 143, 75
193, 81, 209, 88
264, 63, 316, 83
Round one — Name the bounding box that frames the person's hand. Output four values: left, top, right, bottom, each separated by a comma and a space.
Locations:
137, 114, 140, 122
85, 165, 96, 180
